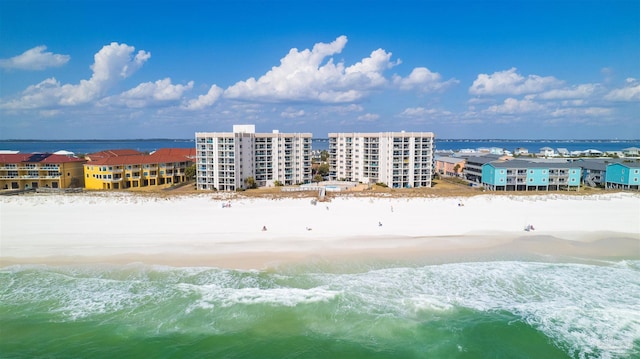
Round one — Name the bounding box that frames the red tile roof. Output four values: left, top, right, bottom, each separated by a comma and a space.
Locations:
85, 149, 143, 161
86, 148, 196, 166
0, 153, 86, 164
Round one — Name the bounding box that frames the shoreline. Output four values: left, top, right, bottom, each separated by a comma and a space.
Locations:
2, 234, 639, 269
1, 192, 639, 269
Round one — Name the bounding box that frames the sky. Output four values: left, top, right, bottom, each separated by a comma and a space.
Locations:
0, 0, 638, 140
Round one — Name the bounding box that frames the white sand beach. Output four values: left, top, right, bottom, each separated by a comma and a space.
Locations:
1, 192, 639, 268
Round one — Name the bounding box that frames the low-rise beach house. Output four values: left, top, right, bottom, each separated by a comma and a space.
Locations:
605, 162, 640, 190
0, 153, 86, 190
84, 148, 196, 190
481, 159, 581, 191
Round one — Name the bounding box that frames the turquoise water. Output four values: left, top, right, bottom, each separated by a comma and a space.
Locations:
2, 260, 639, 358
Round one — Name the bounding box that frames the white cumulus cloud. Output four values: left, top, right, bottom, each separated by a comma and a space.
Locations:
280, 107, 306, 119
101, 78, 193, 108
183, 85, 223, 110
485, 97, 546, 114
357, 113, 380, 121
224, 36, 401, 103
393, 67, 458, 92
550, 107, 613, 117
604, 78, 640, 101
469, 68, 562, 96
0, 46, 70, 70
399, 107, 433, 117
0, 42, 150, 109
535, 84, 598, 100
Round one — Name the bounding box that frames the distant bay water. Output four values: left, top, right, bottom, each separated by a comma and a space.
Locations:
0, 138, 638, 154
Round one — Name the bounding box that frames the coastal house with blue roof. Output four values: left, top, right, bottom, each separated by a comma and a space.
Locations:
605, 162, 640, 190
481, 159, 581, 191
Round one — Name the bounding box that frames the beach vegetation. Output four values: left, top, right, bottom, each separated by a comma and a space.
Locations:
313, 174, 323, 183
185, 164, 196, 180
244, 176, 258, 189
317, 163, 330, 177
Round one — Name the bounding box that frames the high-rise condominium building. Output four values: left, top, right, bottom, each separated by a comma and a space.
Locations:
328, 131, 435, 188
196, 125, 312, 190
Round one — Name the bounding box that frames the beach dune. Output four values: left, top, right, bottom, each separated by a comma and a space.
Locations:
1, 193, 639, 268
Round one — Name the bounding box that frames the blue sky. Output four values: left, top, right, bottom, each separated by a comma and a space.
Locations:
1, 0, 638, 139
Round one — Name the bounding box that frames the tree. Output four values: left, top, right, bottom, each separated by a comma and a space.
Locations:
313, 174, 323, 183
320, 150, 329, 162
244, 176, 257, 189
317, 163, 330, 177
453, 164, 461, 176
185, 164, 196, 181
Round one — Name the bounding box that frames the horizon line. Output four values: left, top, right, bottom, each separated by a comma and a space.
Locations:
1, 138, 639, 142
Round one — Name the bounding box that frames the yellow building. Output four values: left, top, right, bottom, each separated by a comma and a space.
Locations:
0, 153, 86, 190
83, 148, 196, 190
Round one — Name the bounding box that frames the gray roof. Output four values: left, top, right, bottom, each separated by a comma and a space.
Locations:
574, 158, 623, 171
434, 156, 465, 164
460, 154, 503, 165
487, 159, 580, 169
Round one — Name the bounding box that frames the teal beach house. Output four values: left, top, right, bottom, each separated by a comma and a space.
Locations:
605, 163, 640, 190
481, 160, 581, 191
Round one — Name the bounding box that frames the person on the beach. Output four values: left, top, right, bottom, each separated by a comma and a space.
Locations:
262, 226, 267, 231
378, 221, 382, 227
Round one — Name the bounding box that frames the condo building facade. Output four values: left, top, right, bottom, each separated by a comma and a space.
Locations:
196, 125, 312, 191
328, 131, 434, 188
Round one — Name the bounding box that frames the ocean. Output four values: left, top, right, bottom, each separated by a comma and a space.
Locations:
1, 258, 639, 358
1, 139, 638, 154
